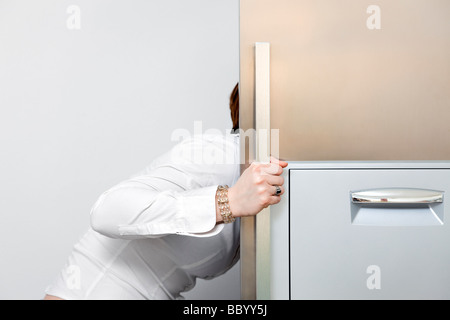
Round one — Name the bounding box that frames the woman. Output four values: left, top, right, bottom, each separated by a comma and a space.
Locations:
44, 83, 287, 300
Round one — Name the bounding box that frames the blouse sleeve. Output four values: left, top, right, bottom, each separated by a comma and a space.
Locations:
90, 134, 239, 239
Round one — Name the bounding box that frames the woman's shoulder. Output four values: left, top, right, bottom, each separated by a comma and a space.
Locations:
131, 132, 240, 182
170, 132, 239, 166
177, 132, 239, 146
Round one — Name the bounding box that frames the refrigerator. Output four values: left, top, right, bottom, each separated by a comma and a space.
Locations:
239, 0, 450, 299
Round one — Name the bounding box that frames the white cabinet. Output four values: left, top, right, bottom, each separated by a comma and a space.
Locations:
271, 162, 450, 299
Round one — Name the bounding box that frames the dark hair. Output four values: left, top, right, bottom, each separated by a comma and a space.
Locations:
230, 83, 239, 131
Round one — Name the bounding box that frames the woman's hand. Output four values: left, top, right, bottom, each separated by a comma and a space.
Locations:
227, 157, 288, 218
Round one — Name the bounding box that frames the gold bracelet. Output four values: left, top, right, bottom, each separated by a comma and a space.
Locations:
216, 185, 235, 224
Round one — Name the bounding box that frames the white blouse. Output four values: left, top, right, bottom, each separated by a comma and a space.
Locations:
45, 133, 241, 300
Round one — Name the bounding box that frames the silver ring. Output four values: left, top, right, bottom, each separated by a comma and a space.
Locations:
275, 186, 282, 196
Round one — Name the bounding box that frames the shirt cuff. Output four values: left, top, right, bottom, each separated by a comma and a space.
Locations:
176, 185, 224, 237
118, 185, 224, 238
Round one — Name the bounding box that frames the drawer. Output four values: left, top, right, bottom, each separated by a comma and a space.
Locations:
289, 168, 450, 299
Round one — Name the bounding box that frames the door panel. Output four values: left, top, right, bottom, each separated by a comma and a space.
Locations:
240, 0, 450, 161
289, 168, 450, 299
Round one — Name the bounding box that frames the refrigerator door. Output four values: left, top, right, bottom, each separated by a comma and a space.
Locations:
240, 0, 450, 161
289, 167, 450, 299
240, 0, 450, 300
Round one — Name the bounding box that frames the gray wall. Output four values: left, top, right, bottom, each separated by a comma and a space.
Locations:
0, 0, 240, 300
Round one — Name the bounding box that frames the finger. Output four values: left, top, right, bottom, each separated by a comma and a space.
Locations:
279, 160, 288, 168
261, 163, 284, 175
267, 194, 283, 206
260, 188, 285, 209
270, 156, 288, 168
265, 175, 284, 187
252, 156, 287, 167
263, 184, 285, 197
270, 185, 285, 196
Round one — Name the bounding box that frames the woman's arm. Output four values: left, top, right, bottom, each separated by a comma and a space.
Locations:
91, 158, 287, 239
90, 181, 221, 239
90, 129, 288, 239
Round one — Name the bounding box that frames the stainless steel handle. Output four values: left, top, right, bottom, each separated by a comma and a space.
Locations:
351, 188, 444, 205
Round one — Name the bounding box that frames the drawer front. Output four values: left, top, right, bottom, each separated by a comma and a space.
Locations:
290, 168, 450, 299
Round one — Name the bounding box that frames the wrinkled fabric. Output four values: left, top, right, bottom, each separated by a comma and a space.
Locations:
45, 133, 240, 300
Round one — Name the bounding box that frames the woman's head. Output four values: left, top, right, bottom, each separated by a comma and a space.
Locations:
230, 83, 239, 131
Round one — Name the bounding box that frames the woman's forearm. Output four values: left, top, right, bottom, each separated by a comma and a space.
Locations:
90, 180, 220, 239
91, 159, 288, 238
